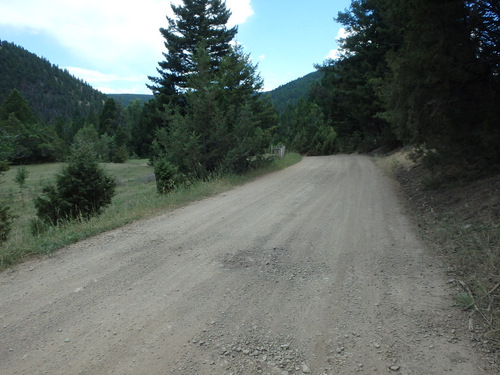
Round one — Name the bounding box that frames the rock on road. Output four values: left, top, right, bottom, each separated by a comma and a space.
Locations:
0, 156, 493, 374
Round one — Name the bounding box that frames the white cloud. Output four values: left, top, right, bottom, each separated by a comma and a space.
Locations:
0, 0, 170, 66
226, 0, 254, 27
0, 0, 254, 93
336, 27, 350, 41
259, 54, 266, 60
65, 67, 118, 84
0, 0, 253, 58
325, 49, 340, 61
325, 27, 350, 61
65, 67, 150, 94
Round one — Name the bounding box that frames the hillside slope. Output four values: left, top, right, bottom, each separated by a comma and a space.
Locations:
107, 93, 154, 107
0, 40, 106, 124
267, 70, 323, 113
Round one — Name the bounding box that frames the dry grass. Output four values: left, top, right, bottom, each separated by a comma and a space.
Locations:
373, 147, 415, 175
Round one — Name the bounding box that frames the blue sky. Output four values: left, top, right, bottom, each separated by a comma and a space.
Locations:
0, 0, 351, 94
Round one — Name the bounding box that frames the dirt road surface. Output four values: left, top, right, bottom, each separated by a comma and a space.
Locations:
1, 156, 494, 374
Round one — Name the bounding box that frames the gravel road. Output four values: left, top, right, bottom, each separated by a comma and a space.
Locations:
0, 155, 494, 374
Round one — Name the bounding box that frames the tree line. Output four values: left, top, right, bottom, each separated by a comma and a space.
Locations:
0, 88, 142, 164
280, 0, 499, 171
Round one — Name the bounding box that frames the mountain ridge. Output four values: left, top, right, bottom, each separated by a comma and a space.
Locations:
0, 40, 321, 121
0, 40, 106, 124
265, 71, 323, 113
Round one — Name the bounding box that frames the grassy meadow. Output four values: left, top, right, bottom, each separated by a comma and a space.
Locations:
0, 153, 302, 269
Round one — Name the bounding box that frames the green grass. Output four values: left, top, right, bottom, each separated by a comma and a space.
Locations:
0, 153, 302, 270
454, 291, 475, 308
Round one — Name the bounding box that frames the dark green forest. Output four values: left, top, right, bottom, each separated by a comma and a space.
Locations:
107, 94, 154, 107
267, 71, 323, 114
0, 41, 106, 124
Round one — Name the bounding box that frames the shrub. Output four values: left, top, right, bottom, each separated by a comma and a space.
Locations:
15, 166, 29, 206
0, 161, 14, 243
112, 145, 129, 163
34, 148, 116, 226
30, 216, 52, 236
0, 200, 14, 243
154, 159, 184, 194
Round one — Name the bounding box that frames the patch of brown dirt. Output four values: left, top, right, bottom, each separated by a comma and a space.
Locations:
395, 162, 500, 364
396, 164, 500, 226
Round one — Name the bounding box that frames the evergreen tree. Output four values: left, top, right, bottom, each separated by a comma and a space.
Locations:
112, 126, 129, 163
0, 88, 36, 124
34, 146, 116, 225
130, 99, 162, 158
313, 0, 401, 153
153, 44, 275, 179
14, 166, 29, 206
99, 98, 120, 136
215, 45, 276, 173
465, 0, 500, 74
0, 114, 30, 161
124, 99, 143, 141
0, 162, 14, 244
288, 99, 332, 155
384, 0, 500, 168
148, 0, 276, 180
148, 0, 237, 104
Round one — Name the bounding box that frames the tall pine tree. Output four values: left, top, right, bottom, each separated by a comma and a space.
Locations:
153, 43, 274, 177
313, 0, 402, 153
149, 0, 276, 182
148, 0, 237, 105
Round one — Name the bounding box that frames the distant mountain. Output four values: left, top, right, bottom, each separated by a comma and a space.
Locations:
107, 93, 154, 107
266, 71, 324, 113
0, 40, 107, 124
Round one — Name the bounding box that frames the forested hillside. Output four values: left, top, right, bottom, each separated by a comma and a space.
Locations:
107, 94, 154, 107
267, 71, 323, 113
0, 41, 144, 165
0, 40, 106, 124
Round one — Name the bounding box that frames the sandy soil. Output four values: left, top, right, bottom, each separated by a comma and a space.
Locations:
0, 155, 495, 374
